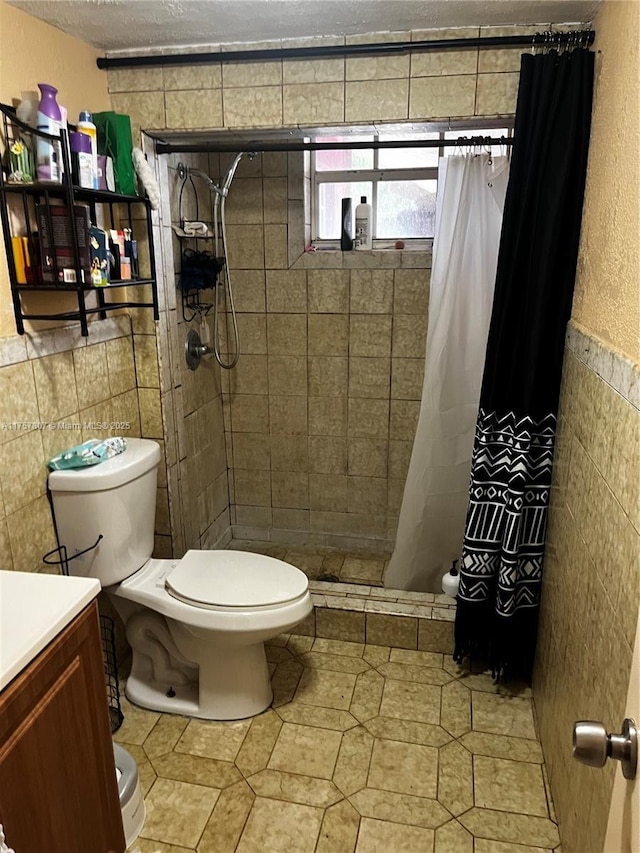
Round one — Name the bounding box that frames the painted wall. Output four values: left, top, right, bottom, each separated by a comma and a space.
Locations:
0, 1, 111, 337
534, 2, 640, 851
571, 0, 640, 362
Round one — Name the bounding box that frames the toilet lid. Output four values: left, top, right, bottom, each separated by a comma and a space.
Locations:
165, 549, 309, 609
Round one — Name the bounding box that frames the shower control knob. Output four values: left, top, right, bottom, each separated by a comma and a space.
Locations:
185, 329, 211, 370
573, 718, 638, 780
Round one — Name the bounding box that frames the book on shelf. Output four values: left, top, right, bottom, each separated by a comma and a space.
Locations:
36, 202, 91, 285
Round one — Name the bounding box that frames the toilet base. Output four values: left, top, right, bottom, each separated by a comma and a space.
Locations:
126, 640, 274, 720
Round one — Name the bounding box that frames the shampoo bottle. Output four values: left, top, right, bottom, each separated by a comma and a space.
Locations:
36, 83, 62, 182
442, 559, 460, 598
354, 195, 372, 250
77, 111, 98, 189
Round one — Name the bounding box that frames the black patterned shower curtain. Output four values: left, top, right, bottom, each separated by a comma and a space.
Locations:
454, 47, 595, 680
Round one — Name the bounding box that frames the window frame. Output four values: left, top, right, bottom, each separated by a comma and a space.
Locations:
311, 124, 514, 248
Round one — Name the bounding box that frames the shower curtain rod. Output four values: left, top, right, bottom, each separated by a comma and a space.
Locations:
155, 135, 514, 155
97, 28, 594, 70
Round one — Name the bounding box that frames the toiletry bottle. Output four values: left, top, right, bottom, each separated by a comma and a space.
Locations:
354, 195, 372, 250
442, 559, 460, 598
36, 83, 62, 182
77, 111, 98, 189
69, 132, 93, 188
340, 197, 353, 250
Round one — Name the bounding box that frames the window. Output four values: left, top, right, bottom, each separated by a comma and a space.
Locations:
311, 127, 512, 245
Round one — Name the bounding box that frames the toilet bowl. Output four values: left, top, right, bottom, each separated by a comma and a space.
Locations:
48, 439, 312, 721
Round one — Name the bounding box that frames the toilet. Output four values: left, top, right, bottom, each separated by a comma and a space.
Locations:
48, 438, 312, 720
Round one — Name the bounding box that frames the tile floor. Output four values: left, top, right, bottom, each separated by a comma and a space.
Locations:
228, 540, 389, 587
118, 636, 561, 853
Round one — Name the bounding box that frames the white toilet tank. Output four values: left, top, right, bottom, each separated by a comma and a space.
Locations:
48, 438, 161, 586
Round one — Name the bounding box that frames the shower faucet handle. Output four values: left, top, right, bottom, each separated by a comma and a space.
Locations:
185, 329, 211, 370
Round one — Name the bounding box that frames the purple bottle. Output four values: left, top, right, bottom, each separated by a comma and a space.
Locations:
36, 83, 62, 182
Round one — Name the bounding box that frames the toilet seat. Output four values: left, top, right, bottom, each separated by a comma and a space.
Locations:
165, 549, 309, 611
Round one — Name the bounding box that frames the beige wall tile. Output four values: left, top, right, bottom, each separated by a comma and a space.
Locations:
267, 314, 307, 356
310, 473, 348, 512
309, 397, 347, 436
308, 315, 349, 356
389, 440, 412, 480
346, 79, 409, 122
391, 358, 425, 400
224, 177, 264, 225
263, 177, 289, 224
111, 91, 165, 141
272, 507, 310, 530
234, 468, 271, 506
478, 26, 539, 73
229, 355, 268, 395
271, 434, 308, 473
0, 362, 39, 442
0, 430, 46, 515
283, 82, 345, 125
390, 399, 420, 440
346, 53, 410, 81
316, 607, 366, 643
138, 388, 163, 438
348, 398, 389, 438
226, 224, 265, 269
223, 86, 283, 127
163, 65, 222, 90
392, 315, 427, 358
350, 270, 394, 313
73, 343, 110, 409
266, 270, 307, 313
349, 357, 391, 399
350, 315, 392, 358
230, 394, 269, 432
236, 314, 267, 355
271, 471, 309, 509
6, 494, 57, 572
33, 351, 79, 422
394, 269, 429, 314
268, 355, 307, 395
264, 224, 289, 269
223, 61, 282, 88
106, 336, 137, 396
284, 58, 345, 85
270, 395, 307, 434
308, 271, 350, 313
134, 334, 160, 388
107, 67, 162, 93
418, 619, 455, 654
411, 27, 480, 77
263, 151, 288, 177
308, 436, 347, 475
233, 433, 271, 471
232, 271, 266, 311
409, 74, 476, 119
309, 357, 348, 397
475, 72, 519, 116
348, 438, 388, 478
347, 476, 387, 514
165, 89, 223, 129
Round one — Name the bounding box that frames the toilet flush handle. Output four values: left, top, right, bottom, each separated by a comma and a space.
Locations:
573, 718, 637, 780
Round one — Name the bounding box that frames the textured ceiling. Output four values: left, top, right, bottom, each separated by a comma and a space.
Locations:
7, 0, 599, 53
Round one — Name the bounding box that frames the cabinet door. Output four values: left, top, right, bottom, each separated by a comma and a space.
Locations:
0, 603, 125, 853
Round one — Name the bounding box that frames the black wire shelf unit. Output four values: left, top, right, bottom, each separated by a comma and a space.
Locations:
0, 103, 159, 336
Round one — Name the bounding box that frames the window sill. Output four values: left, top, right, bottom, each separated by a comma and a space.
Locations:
291, 244, 432, 271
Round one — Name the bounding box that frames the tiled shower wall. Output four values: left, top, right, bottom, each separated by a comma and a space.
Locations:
534, 325, 640, 853
218, 151, 431, 550
110, 24, 572, 552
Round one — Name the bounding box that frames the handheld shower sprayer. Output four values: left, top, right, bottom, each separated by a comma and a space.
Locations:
177, 152, 258, 370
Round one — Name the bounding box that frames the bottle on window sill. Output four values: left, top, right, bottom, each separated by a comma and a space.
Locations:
340, 197, 353, 251
354, 195, 372, 250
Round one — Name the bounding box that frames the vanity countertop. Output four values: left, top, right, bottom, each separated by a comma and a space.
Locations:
0, 570, 101, 690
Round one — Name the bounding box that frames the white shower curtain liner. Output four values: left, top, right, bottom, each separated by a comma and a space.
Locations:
385, 153, 510, 593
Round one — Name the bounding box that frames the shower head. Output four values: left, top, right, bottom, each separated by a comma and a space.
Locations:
177, 152, 258, 198
220, 151, 257, 197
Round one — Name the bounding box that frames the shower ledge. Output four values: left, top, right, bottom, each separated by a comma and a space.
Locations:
307, 580, 456, 622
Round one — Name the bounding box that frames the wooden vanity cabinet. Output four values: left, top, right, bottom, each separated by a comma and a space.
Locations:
0, 602, 125, 853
